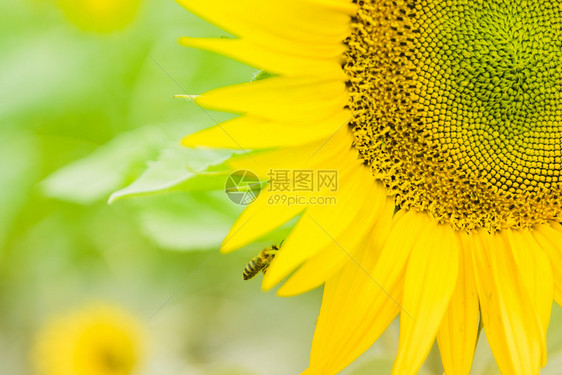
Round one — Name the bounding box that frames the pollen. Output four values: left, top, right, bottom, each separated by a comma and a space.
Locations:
345, 0, 562, 231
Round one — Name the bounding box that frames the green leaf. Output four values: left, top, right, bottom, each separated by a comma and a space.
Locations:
133, 192, 241, 251
41, 125, 171, 204
109, 145, 236, 203
0, 131, 38, 246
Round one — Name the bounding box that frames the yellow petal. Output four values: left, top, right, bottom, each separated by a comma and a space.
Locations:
278, 195, 394, 296
217, 128, 361, 255
262, 165, 377, 290
307, 0, 357, 14
392, 222, 460, 375
195, 76, 348, 125
437, 232, 479, 375
220, 131, 357, 253
533, 222, 562, 306
179, 37, 346, 79
504, 228, 553, 367
471, 230, 545, 375
227, 127, 358, 178
182, 110, 351, 150
303, 210, 427, 374
220, 187, 305, 253
176, 0, 353, 55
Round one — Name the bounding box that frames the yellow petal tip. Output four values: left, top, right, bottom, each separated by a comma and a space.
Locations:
219, 240, 239, 254
261, 272, 281, 291
276, 284, 300, 297
180, 134, 198, 148
174, 94, 199, 100
260, 282, 274, 292
177, 36, 190, 46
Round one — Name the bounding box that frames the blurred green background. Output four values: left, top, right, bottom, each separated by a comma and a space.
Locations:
2, 0, 562, 374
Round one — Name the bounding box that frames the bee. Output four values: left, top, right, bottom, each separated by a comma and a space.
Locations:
243, 243, 282, 280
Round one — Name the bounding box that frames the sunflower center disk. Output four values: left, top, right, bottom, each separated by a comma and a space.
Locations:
346, 0, 562, 231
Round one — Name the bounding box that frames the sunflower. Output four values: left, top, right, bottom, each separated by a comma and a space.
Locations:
176, 0, 562, 374
33, 304, 145, 375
